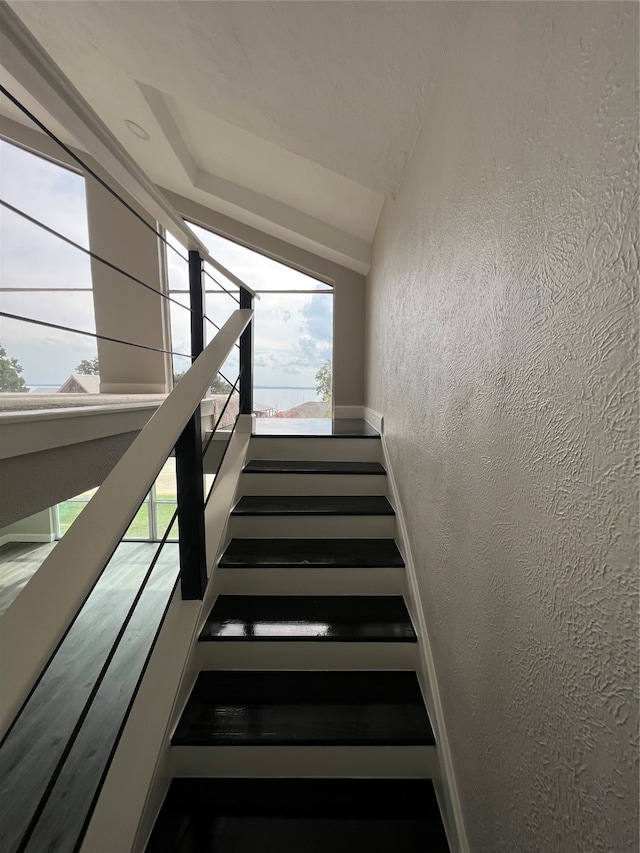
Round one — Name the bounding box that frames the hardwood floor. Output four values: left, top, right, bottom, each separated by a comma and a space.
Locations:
0, 541, 56, 616
0, 541, 179, 853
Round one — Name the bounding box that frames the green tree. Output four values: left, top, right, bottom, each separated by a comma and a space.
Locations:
315, 359, 332, 403
0, 344, 27, 392
210, 374, 233, 395
173, 371, 234, 395
75, 356, 100, 375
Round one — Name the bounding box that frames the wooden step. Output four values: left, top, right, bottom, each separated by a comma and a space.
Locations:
231, 495, 394, 516
172, 671, 433, 747
145, 778, 450, 852
243, 459, 386, 475
218, 538, 405, 569
200, 595, 416, 643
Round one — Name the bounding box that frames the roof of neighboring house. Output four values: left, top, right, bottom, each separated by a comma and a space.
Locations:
57, 374, 101, 393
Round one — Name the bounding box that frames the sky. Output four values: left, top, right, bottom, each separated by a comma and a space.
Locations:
0, 138, 333, 393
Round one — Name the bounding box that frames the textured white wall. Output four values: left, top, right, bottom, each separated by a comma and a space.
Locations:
365, 4, 638, 851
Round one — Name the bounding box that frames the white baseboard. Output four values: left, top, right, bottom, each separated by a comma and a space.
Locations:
363, 406, 384, 434
333, 405, 364, 420
380, 433, 469, 853
0, 533, 56, 547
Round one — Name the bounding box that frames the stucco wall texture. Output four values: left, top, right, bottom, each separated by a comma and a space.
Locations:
365, 4, 638, 852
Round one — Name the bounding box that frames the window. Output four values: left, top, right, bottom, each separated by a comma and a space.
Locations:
166, 222, 334, 418
56, 459, 179, 542
0, 139, 97, 390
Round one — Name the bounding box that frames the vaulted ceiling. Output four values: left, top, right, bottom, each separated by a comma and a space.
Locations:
2, 1, 459, 272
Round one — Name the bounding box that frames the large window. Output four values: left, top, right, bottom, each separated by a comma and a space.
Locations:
0, 139, 97, 391
166, 223, 334, 418
56, 459, 179, 542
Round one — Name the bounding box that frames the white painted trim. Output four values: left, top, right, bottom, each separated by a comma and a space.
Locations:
0, 533, 55, 547
0, 403, 161, 460
0, 310, 251, 737
333, 405, 364, 420
364, 406, 384, 434
379, 432, 469, 853
139, 84, 371, 273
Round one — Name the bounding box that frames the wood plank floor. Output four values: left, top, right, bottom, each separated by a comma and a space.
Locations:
0, 541, 56, 617
0, 541, 179, 853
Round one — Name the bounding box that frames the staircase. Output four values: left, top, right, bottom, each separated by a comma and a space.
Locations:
145, 421, 450, 852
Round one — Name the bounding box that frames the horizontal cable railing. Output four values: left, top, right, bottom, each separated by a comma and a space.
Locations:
0, 82, 256, 725
0, 309, 252, 725
0, 76, 257, 298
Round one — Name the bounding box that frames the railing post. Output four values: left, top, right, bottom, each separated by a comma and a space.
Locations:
175, 250, 207, 600
239, 286, 253, 414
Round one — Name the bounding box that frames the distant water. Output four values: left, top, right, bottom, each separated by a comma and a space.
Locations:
254, 386, 320, 412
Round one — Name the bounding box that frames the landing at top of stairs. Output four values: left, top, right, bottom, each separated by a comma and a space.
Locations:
252, 418, 379, 437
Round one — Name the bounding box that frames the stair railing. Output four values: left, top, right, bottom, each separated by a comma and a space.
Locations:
0, 41, 257, 733
0, 12, 265, 851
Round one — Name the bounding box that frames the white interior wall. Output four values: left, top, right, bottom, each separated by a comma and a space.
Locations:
365, 4, 638, 851
0, 508, 55, 545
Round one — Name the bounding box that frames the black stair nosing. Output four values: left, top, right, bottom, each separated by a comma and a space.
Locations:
171, 670, 434, 747
243, 459, 387, 475
231, 495, 395, 517
199, 595, 417, 643
218, 538, 405, 569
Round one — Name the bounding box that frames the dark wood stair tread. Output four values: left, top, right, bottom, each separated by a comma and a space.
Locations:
243, 459, 386, 475
200, 595, 417, 642
218, 538, 404, 569
172, 671, 433, 746
146, 778, 450, 853
232, 495, 394, 516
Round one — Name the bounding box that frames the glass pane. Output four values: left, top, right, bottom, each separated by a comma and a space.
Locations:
190, 222, 330, 292
253, 292, 333, 417
165, 231, 190, 291
156, 504, 178, 541
154, 458, 177, 500
57, 501, 88, 536
56, 488, 98, 536
0, 140, 96, 392
205, 291, 237, 340
123, 504, 150, 540
0, 139, 90, 249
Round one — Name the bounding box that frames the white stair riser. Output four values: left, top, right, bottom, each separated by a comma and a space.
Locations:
170, 745, 439, 779
227, 515, 396, 539
239, 473, 389, 496
194, 641, 419, 672
248, 436, 382, 462
213, 567, 407, 596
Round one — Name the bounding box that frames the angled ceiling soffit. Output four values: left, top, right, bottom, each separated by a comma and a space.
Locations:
138, 82, 372, 271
